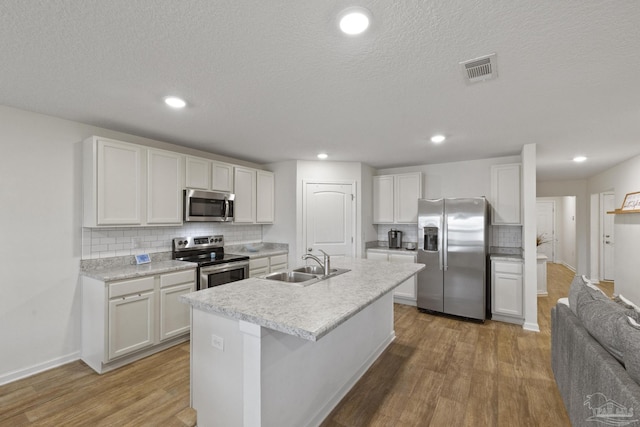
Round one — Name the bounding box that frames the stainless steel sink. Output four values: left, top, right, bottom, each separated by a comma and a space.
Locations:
264, 271, 318, 283
292, 266, 351, 278
292, 265, 336, 275
264, 267, 350, 286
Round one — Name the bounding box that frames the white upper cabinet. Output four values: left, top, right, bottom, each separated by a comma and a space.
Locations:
491, 164, 522, 225
84, 136, 184, 227
256, 170, 275, 223
185, 156, 234, 193
84, 136, 268, 227
233, 166, 256, 223
185, 156, 211, 190
212, 162, 234, 192
84, 137, 143, 226
234, 166, 274, 224
373, 172, 422, 224
147, 149, 184, 224
394, 173, 422, 223
373, 175, 395, 223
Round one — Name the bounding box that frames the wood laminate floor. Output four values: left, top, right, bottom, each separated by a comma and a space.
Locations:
321, 263, 575, 427
1, 263, 580, 426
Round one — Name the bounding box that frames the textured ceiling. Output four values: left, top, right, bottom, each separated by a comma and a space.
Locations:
1, 1, 639, 181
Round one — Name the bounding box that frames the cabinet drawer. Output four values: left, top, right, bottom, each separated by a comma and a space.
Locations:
493, 261, 522, 275
250, 267, 269, 277
270, 254, 287, 265
160, 269, 195, 288
250, 257, 269, 269
109, 276, 155, 299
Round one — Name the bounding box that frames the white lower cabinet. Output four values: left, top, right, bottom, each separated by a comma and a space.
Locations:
82, 268, 196, 374
366, 250, 417, 305
491, 259, 523, 324
159, 280, 195, 340
108, 290, 155, 360
249, 253, 288, 277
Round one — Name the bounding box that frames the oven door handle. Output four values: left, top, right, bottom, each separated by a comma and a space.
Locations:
200, 260, 249, 275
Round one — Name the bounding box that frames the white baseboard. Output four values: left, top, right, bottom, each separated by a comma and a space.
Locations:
537, 292, 549, 297
523, 322, 541, 332
561, 262, 576, 273
393, 296, 417, 306
0, 351, 81, 386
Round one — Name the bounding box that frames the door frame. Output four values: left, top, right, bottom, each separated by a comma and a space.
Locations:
301, 180, 357, 262
600, 191, 615, 282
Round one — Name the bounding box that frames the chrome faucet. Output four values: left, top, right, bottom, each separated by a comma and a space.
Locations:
302, 250, 331, 276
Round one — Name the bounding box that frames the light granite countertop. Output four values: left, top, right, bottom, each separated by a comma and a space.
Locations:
225, 242, 288, 259
180, 257, 424, 342
81, 260, 198, 282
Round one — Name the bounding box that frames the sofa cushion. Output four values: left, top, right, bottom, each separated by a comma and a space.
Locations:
568, 275, 609, 316
614, 294, 640, 323
575, 289, 628, 362
618, 316, 640, 384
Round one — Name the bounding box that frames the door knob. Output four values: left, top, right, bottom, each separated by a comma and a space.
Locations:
307, 248, 312, 251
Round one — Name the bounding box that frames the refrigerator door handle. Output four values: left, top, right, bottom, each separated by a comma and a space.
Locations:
442, 213, 448, 271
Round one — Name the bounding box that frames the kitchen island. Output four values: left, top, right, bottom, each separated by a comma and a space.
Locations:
180, 257, 424, 427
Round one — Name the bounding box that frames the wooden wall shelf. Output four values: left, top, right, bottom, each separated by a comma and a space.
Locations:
607, 209, 640, 215
607, 192, 640, 214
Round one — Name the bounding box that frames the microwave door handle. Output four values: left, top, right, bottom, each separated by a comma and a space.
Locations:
223, 199, 229, 221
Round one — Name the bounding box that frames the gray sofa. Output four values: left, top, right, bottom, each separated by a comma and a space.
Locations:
551, 276, 640, 426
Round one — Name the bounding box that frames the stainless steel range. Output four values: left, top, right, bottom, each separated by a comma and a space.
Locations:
172, 235, 250, 290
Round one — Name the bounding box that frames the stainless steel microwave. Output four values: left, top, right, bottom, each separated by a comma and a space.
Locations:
183, 189, 234, 222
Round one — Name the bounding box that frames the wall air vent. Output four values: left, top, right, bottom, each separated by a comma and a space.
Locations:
460, 53, 497, 84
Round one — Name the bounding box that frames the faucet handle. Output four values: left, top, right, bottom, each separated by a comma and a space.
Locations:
318, 249, 329, 258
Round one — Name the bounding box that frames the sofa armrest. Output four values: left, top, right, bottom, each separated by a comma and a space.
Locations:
552, 303, 640, 426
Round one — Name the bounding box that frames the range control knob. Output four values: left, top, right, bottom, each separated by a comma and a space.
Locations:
178, 240, 185, 246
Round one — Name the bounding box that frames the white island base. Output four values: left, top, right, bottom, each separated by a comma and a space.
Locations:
191, 291, 394, 427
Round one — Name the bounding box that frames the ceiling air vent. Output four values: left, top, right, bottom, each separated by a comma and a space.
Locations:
460, 53, 497, 84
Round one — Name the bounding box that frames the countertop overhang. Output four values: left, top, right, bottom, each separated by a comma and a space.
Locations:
180, 258, 424, 342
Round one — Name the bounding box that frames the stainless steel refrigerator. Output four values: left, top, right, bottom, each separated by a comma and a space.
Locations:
417, 197, 488, 321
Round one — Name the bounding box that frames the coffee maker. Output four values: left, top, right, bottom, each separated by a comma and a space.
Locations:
388, 229, 403, 249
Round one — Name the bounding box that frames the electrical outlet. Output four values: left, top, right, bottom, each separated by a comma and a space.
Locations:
211, 334, 224, 351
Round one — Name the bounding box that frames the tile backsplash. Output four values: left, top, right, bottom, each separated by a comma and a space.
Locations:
82, 223, 262, 259
491, 225, 522, 248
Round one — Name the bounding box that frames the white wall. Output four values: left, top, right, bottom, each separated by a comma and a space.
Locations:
0, 105, 264, 384
588, 153, 640, 302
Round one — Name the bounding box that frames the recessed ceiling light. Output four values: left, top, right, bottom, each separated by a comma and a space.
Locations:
317, 153, 329, 160
430, 134, 446, 144
164, 96, 186, 109
338, 8, 371, 35
573, 156, 587, 163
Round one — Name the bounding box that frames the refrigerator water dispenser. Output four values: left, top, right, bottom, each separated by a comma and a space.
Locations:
424, 227, 438, 251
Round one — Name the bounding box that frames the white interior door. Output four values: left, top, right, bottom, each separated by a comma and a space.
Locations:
602, 193, 615, 281
536, 200, 555, 261
304, 182, 355, 261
